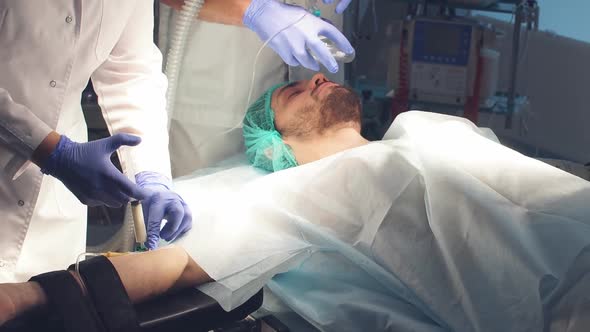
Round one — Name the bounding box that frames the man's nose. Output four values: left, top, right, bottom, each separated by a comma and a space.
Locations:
307, 73, 329, 90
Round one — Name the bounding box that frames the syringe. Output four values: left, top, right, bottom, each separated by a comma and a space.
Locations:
131, 201, 147, 251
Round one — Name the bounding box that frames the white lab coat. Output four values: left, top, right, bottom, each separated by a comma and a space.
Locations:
0, 1, 171, 282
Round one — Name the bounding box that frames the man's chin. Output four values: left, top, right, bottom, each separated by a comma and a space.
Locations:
320, 87, 362, 129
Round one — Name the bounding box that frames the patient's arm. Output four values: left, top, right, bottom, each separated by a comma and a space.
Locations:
160, 0, 250, 26
112, 245, 211, 302
0, 281, 47, 326
0, 245, 211, 326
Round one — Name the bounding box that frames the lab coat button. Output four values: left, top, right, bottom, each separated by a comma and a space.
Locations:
50, 80, 57, 87
65, 16, 73, 24
18, 200, 24, 206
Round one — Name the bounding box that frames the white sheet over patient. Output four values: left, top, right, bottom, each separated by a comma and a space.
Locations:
173, 111, 590, 332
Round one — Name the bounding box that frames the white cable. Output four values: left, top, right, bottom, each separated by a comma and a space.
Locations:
516, 2, 533, 139
190, 12, 309, 152
73, 252, 100, 295
371, 0, 378, 34
165, 0, 206, 130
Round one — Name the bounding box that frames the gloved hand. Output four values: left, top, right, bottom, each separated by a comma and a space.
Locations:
243, 0, 354, 73
41, 134, 150, 207
136, 171, 192, 250
322, 0, 352, 14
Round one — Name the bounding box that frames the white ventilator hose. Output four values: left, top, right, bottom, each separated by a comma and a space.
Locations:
90, 0, 207, 255
165, 0, 206, 130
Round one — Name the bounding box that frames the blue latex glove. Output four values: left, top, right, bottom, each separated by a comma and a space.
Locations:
243, 0, 354, 73
136, 171, 192, 250
322, 0, 352, 14
41, 134, 150, 207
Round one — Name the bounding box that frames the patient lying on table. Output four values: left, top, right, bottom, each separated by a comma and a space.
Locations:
241, 73, 369, 172
3, 73, 590, 332
181, 73, 590, 331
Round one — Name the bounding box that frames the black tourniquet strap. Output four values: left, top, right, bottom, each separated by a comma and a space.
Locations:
67, 255, 140, 332
29, 270, 105, 332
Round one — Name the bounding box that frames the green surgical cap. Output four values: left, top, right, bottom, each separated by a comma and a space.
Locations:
243, 83, 298, 173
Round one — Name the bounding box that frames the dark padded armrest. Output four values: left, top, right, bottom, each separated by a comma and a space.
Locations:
1, 288, 263, 332
137, 288, 263, 332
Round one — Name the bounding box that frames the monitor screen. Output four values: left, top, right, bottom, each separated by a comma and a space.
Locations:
424, 23, 463, 57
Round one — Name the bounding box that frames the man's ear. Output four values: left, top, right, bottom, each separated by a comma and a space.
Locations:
263, 140, 297, 163
282, 137, 294, 148
263, 147, 274, 160
282, 139, 298, 157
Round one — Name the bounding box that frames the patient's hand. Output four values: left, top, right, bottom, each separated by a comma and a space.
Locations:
0, 282, 46, 326
0, 284, 16, 326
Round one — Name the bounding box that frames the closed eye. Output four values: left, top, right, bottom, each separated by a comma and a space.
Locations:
288, 90, 302, 100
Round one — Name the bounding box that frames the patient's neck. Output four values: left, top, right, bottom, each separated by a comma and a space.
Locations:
286, 126, 369, 165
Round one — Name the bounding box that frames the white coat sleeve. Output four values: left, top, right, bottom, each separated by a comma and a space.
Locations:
0, 88, 53, 179
90, 2, 172, 179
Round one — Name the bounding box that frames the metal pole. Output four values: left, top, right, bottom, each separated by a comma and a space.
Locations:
153, 0, 160, 46
534, 3, 540, 31
343, 0, 359, 85
505, 2, 523, 129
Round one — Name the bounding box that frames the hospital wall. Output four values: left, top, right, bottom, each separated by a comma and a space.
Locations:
356, 7, 590, 164
478, 16, 590, 164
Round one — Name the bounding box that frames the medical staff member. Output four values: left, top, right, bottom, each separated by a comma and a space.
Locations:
0, 1, 191, 283
161, 0, 355, 176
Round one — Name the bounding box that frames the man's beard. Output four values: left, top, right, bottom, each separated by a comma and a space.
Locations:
281, 86, 361, 138
318, 85, 362, 133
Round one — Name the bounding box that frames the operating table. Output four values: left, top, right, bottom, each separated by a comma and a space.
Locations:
1, 288, 263, 332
